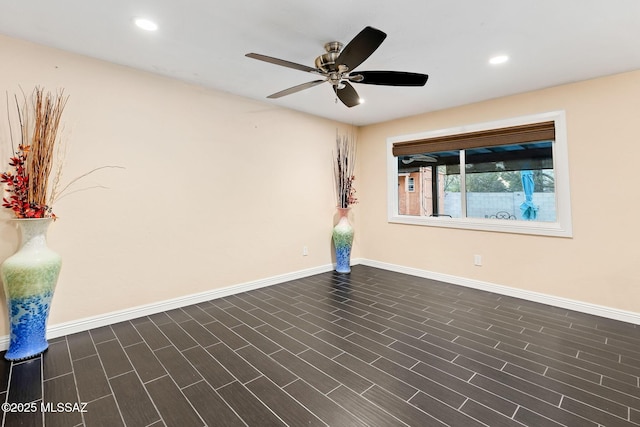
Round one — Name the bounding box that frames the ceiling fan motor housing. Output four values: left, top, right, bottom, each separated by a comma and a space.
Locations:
315, 41, 343, 72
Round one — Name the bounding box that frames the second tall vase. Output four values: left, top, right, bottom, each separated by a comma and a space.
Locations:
332, 207, 354, 273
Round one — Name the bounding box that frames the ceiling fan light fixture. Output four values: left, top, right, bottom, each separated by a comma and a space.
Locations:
489, 55, 509, 65
134, 18, 158, 32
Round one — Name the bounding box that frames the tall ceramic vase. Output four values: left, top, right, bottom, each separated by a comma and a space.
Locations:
1, 218, 61, 361
332, 207, 354, 274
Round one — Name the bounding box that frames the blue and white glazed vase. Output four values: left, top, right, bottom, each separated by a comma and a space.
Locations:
332, 207, 354, 273
1, 218, 61, 361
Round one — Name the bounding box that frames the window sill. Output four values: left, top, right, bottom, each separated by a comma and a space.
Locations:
388, 214, 573, 238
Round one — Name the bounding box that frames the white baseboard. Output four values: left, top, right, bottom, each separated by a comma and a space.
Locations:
359, 259, 640, 326
2, 258, 638, 351
0, 263, 336, 351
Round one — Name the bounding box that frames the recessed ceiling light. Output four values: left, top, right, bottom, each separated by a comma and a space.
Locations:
134, 18, 158, 32
358, 98, 365, 104
489, 55, 509, 65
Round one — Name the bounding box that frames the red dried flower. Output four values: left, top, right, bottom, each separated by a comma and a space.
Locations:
1, 144, 53, 218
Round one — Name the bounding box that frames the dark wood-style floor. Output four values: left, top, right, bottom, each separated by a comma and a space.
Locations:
1, 265, 640, 426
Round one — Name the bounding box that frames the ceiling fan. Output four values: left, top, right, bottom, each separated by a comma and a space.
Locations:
246, 26, 429, 108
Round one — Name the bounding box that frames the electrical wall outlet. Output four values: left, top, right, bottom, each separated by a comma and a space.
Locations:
474, 255, 482, 266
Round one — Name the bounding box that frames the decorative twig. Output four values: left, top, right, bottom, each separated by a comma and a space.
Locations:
333, 131, 357, 208
51, 165, 125, 203
53, 185, 111, 202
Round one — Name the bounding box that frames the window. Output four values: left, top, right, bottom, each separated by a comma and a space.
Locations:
407, 177, 415, 192
387, 111, 572, 237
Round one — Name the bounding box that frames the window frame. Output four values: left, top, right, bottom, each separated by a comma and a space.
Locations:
386, 111, 573, 237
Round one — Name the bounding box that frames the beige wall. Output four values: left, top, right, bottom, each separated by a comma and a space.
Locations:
358, 70, 640, 312
0, 35, 359, 334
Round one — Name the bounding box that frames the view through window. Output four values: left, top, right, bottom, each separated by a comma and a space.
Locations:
397, 141, 555, 222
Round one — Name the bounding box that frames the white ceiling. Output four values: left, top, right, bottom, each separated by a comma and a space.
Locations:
1, 0, 639, 126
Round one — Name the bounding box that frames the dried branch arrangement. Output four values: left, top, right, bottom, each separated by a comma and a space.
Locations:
333, 132, 358, 209
1, 87, 122, 218
1, 88, 67, 217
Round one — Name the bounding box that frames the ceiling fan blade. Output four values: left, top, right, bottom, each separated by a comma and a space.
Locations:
352, 71, 429, 86
334, 82, 361, 108
246, 53, 320, 74
337, 26, 387, 71
267, 80, 326, 99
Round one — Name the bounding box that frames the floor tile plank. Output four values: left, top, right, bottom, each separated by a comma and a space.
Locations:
255, 324, 309, 355
513, 407, 578, 427
156, 322, 197, 351
459, 399, 522, 427
109, 371, 161, 427
178, 319, 220, 347
334, 353, 417, 401
165, 308, 192, 323
372, 357, 467, 408
183, 346, 235, 389
236, 346, 298, 388
83, 394, 125, 427
201, 304, 243, 328
344, 332, 417, 368
42, 340, 73, 381
206, 342, 261, 384
224, 306, 265, 328
560, 396, 639, 427
314, 330, 379, 363
248, 308, 293, 331
89, 326, 117, 345
327, 385, 408, 427
145, 375, 205, 427
269, 348, 338, 393
283, 379, 369, 427
204, 321, 249, 350
245, 376, 326, 427
281, 326, 343, 359
124, 342, 168, 383
526, 342, 638, 385
0, 358, 10, 394
154, 345, 202, 388
43, 373, 83, 427
133, 321, 172, 351
409, 391, 489, 427
182, 381, 247, 427
217, 381, 287, 427
504, 363, 630, 418
412, 360, 517, 417
298, 348, 373, 394
95, 339, 133, 379
180, 304, 216, 325
231, 324, 281, 355
363, 385, 448, 427
71, 355, 111, 403
2, 400, 43, 427
110, 321, 144, 347
458, 355, 562, 405
66, 331, 96, 360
